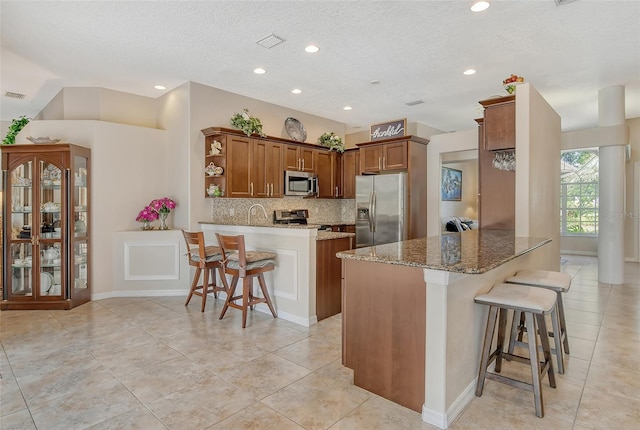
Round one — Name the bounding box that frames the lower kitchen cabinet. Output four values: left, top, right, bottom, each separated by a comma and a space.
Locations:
316, 236, 353, 321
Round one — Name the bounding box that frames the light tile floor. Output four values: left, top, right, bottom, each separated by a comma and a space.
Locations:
1, 255, 639, 429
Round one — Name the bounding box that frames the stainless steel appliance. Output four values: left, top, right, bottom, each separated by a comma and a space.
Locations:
273, 209, 309, 225
284, 171, 317, 196
355, 173, 408, 248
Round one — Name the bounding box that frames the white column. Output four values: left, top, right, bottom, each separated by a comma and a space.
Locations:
598, 86, 625, 284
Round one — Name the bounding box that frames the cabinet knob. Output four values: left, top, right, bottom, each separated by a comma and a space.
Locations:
250, 182, 254, 196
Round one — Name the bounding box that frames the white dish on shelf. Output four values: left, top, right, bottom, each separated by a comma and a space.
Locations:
40, 272, 54, 294
27, 136, 61, 144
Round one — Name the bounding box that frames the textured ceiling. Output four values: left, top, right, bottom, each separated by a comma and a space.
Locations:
1, 0, 639, 134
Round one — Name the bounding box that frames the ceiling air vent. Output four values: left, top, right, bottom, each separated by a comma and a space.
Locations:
555, 0, 578, 6
256, 33, 286, 49
405, 100, 425, 106
4, 91, 26, 99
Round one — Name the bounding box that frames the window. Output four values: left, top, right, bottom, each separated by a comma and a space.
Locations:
560, 149, 599, 236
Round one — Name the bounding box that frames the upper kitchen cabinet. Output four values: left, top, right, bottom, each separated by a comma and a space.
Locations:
2, 143, 91, 310
359, 140, 408, 174
226, 134, 254, 198
285, 144, 315, 172
479, 95, 515, 151
341, 148, 359, 199
254, 139, 284, 197
315, 150, 341, 198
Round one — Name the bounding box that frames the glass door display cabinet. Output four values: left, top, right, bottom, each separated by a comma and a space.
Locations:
1, 143, 90, 310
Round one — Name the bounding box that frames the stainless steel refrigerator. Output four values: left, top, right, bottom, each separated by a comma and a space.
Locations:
355, 173, 408, 248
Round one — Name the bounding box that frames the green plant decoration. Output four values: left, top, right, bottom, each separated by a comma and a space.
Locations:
318, 132, 345, 153
230, 108, 266, 137
2, 115, 30, 145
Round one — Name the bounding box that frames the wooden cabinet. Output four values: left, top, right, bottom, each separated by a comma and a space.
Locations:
254, 139, 284, 197
316, 236, 352, 321
341, 148, 359, 199
315, 150, 341, 198
285, 144, 314, 172
360, 141, 408, 173
480, 95, 515, 151
226, 134, 254, 198
1, 144, 91, 310
476, 118, 516, 230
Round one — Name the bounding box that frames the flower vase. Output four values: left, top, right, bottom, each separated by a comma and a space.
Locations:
159, 212, 169, 230
140, 221, 153, 231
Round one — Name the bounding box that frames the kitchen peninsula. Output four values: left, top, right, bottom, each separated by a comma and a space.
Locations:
200, 221, 353, 326
337, 230, 552, 429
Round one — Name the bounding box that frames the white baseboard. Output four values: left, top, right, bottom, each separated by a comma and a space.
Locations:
90, 291, 317, 327
422, 379, 476, 429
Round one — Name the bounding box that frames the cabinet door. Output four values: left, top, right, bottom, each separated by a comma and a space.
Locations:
266, 141, 284, 197
255, 140, 284, 197
382, 141, 408, 171
284, 145, 301, 171
484, 101, 515, 151
226, 135, 254, 197
315, 150, 336, 198
360, 145, 383, 173
342, 150, 359, 199
300, 147, 315, 172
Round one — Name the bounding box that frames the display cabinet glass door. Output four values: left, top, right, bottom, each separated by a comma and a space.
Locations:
71, 154, 90, 302
5, 157, 65, 301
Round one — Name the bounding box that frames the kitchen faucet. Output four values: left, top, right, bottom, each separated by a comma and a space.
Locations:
248, 203, 269, 225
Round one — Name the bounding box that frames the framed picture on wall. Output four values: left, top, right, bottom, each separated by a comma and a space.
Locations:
441, 167, 462, 201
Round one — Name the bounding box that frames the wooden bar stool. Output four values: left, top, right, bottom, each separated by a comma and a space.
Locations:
216, 233, 278, 328
182, 230, 225, 312
475, 283, 557, 418
506, 269, 571, 374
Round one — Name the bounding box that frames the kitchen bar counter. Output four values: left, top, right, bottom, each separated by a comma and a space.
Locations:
316, 231, 355, 241
337, 230, 554, 429
337, 230, 550, 273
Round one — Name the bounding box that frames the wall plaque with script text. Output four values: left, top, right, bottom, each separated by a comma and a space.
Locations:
370, 118, 407, 142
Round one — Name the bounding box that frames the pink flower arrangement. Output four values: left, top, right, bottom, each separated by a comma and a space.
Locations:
150, 197, 177, 214
135, 197, 177, 224
136, 206, 159, 223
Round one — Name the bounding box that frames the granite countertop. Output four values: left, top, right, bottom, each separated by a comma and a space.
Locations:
199, 221, 354, 230
336, 230, 551, 274
316, 231, 355, 241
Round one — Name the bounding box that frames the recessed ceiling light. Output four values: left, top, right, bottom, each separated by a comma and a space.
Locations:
463, 69, 477, 75
470, 1, 490, 12
370, 80, 381, 85
343, 106, 352, 111
253, 68, 266, 75
291, 89, 302, 94
305, 45, 319, 53
154, 85, 166, 90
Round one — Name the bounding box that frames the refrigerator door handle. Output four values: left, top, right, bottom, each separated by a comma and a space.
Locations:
368, 192, 374, 232
371, 191, 376, 233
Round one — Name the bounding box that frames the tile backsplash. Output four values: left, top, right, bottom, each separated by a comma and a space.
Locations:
210, 197, 355, 225
211, 197, 356, 225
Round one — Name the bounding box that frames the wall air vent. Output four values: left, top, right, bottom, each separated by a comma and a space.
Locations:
256, 33, 286, 49
405, 100, 425, 106
4, 91, 26, 99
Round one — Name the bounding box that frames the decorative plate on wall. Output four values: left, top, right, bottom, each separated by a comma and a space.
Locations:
284, 117, 307, 142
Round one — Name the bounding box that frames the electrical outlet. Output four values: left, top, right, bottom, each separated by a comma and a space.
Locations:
229, 208, 235, 216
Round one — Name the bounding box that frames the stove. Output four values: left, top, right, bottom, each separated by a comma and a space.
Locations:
273, 209, 309, 225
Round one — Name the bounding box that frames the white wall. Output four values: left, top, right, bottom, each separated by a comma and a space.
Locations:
427, 129, 478, 236
515, 83, 562, 270
440, 158, 478, 222
19, 120, 168, 295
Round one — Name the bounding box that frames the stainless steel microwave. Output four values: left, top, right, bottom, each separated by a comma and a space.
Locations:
284, 171, 318, 196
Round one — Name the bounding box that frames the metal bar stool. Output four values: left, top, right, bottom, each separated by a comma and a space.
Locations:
475, 283, 557, 418
182, 230, 225, 312
506, 269, 571, 374
216, 233, 278, 328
